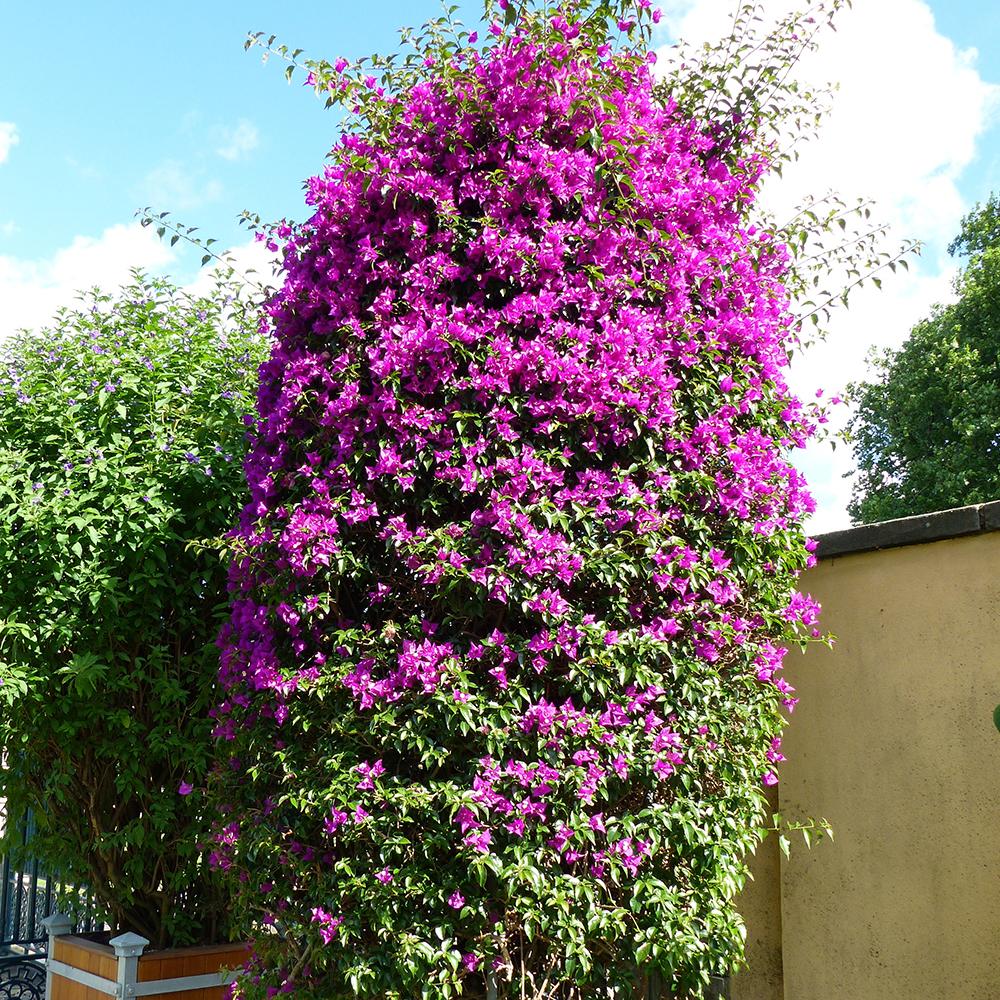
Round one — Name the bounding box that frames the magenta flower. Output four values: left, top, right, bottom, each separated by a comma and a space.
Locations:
310, 907, 344, 945
213, 5, 824, 993
324, 808, 349, 834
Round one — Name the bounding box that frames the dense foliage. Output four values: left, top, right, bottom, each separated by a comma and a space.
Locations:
210, 2, 870, 997
849, 196, 1000, 523
0, 274, 265, 948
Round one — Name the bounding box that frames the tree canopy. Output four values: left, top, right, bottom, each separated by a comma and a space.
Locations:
849, 195, 1000, 524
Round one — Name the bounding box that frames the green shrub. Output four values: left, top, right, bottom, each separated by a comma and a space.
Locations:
0, 272, 266, 948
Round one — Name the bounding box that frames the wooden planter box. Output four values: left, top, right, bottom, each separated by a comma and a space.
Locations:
42, 915, 247, 1000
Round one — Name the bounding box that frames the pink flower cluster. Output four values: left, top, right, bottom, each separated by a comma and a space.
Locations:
215, 10, 820, 995
310, 907, 344, 944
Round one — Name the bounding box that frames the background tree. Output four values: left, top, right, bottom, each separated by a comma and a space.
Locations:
0, 272, 266, 948
848, 195, 1000, 524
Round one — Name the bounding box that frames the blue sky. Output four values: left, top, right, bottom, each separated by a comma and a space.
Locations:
2, 1, 998, 530
933, 2, 1000, 204
0, 1, 482, 263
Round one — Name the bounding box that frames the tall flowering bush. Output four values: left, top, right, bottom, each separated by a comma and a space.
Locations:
0, 273, 265, 948
214, 3, 851, 997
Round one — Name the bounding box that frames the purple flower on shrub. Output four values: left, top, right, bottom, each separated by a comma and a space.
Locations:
324, 809, 349, 834
310, 908, 344, 944
212, 5, 824, 996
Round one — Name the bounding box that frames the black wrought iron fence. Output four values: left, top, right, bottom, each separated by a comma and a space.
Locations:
0, 815, 102, 1000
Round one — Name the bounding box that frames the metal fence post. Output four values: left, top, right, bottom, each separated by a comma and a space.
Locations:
41, 911, 72, 999
110, 932, 149, 999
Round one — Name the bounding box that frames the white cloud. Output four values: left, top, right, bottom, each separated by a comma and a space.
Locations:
791, 263, 958, 533
0, 226, 282, 349
137, 161, 224, 212
65, 155, 103, 181
661, 0, 997, 243
0, 223, 176, 341
658, 0, 999, 530
0, 122, 19, 165
216, 119, 260, 161
184, 237, 281, 303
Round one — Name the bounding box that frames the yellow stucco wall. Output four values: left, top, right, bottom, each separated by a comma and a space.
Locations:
733, 531, 1000, 1000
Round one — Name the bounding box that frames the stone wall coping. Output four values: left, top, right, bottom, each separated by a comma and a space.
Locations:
816, 500, 1000, 559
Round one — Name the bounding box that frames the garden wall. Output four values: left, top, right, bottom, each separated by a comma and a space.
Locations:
732, 501, 1000, 1000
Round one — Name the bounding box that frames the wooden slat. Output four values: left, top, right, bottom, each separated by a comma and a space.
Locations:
53, 935, 117, 980
139, 957, 162, 983
51, 937, 114, 1000
52, 976, 229, 1000
55, 936, 245, 999
139, 942, 246, 976
147, 988, 226, 1000
50, 972, 94, 1000
190, 952, 215, 976
137, 941, 248, 981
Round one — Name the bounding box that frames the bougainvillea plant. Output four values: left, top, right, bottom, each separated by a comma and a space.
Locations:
212, 2, 894, 997
0, 273, 266, 948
